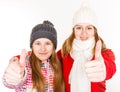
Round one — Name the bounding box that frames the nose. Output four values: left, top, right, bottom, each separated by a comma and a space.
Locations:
81, 28, 87, 36
41, 45, 46, 51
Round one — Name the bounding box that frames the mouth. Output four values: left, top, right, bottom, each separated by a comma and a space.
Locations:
39, 52, 47, 55
80, 37, 88, 41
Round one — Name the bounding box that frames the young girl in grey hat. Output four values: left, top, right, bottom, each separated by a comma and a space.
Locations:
2, 20, 65, 92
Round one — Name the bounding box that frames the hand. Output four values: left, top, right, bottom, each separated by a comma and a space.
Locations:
4, 49, 27, 85
85, 40, 106, 82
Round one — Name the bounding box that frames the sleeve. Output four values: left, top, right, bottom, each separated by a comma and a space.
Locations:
102, 49, 116, 80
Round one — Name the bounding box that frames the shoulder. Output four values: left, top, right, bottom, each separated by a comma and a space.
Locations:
102, 49, 114, 56
57, 49, 61, 55
57, 49, 62, 59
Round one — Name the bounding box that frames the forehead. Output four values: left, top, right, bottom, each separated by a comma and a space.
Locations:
75, 23, 94, 27
35, 38, 51, 42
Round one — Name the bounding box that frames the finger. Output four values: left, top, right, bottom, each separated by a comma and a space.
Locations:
85, 60, 101, 68
6, 67, 23, 79
95, 40, 102, 60
87, 71, 105, 82
9, 56, 19, 63
9, 62, 24, 73
19, 49, 27, 67
5, 73, 22, 84
85, 63, 104, 73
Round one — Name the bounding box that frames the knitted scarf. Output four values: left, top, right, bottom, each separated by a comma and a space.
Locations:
69, 37, 95, 92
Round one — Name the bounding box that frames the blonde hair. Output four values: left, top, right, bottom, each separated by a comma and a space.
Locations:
29, 47, 65, 92
61, 27, 106, 58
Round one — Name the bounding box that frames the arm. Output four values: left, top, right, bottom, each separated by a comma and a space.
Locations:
102, 49, 116, 80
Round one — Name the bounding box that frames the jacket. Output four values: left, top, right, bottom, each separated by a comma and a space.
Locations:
2, 55, 54, 92
57, 49, 116, 92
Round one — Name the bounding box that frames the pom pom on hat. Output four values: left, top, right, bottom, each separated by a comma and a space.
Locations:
30, 20, 57, 49
73, 1, 98, 29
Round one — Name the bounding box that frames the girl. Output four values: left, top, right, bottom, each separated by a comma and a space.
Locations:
3, 20, 65, 92
57, 3, 116, 92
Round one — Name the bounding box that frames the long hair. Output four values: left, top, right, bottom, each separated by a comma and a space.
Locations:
61, 27, 106, 58
29, 47, 65, 92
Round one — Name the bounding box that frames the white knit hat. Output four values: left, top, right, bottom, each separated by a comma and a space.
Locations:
73, 2, 98, 29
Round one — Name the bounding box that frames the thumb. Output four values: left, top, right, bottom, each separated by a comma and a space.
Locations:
19, 49, 27, 67
95, 40, 102, 60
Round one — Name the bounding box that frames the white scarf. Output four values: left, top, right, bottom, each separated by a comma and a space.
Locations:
69, 37, 95, 92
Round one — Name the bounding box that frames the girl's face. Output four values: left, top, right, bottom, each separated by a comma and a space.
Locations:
74, 23, 95, 41
32, 38, 54, 62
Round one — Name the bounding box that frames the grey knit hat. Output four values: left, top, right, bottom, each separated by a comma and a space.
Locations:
30, 20, 57, 49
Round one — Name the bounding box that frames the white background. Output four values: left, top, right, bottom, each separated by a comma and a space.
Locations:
0, 0, 120, 92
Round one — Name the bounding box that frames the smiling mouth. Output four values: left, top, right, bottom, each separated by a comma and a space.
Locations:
80, 37, 88, 41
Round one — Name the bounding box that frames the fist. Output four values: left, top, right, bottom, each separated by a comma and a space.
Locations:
4, 49, 27, 85
85, 40, 106, 82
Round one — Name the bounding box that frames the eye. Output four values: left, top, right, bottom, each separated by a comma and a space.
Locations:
77, 27, 81, 29
35, 42, 41, 45
74, 25, 82, 30
87, 25, 94, 30
46, 42, 51, 45
34, 41, 41, 45
87, 27, 92, 30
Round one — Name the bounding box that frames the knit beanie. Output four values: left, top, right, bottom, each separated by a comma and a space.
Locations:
72, 2, 98, 29
30, 20, 57, 49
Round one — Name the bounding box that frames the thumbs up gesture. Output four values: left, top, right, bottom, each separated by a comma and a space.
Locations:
4, 49, 27, 85
85, 40, 106, 82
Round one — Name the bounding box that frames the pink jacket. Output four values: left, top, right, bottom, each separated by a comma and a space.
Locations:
2, 55, 54, 92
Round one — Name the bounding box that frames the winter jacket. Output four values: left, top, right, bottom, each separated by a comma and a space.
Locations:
57, 49, 116, 92
2, 55, 54, 92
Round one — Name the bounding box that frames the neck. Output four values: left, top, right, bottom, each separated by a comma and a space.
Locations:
72, 37, 95, 51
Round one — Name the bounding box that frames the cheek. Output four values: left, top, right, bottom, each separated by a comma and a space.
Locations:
48, 47, 54, 55
89, 30, 95, 37
74, 31, 81, 38
32, 46, 39, 55
47, 47, 53, 54
33, 46, 38, 52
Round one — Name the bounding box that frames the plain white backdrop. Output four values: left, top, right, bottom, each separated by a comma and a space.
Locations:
0, 0, 120, 92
